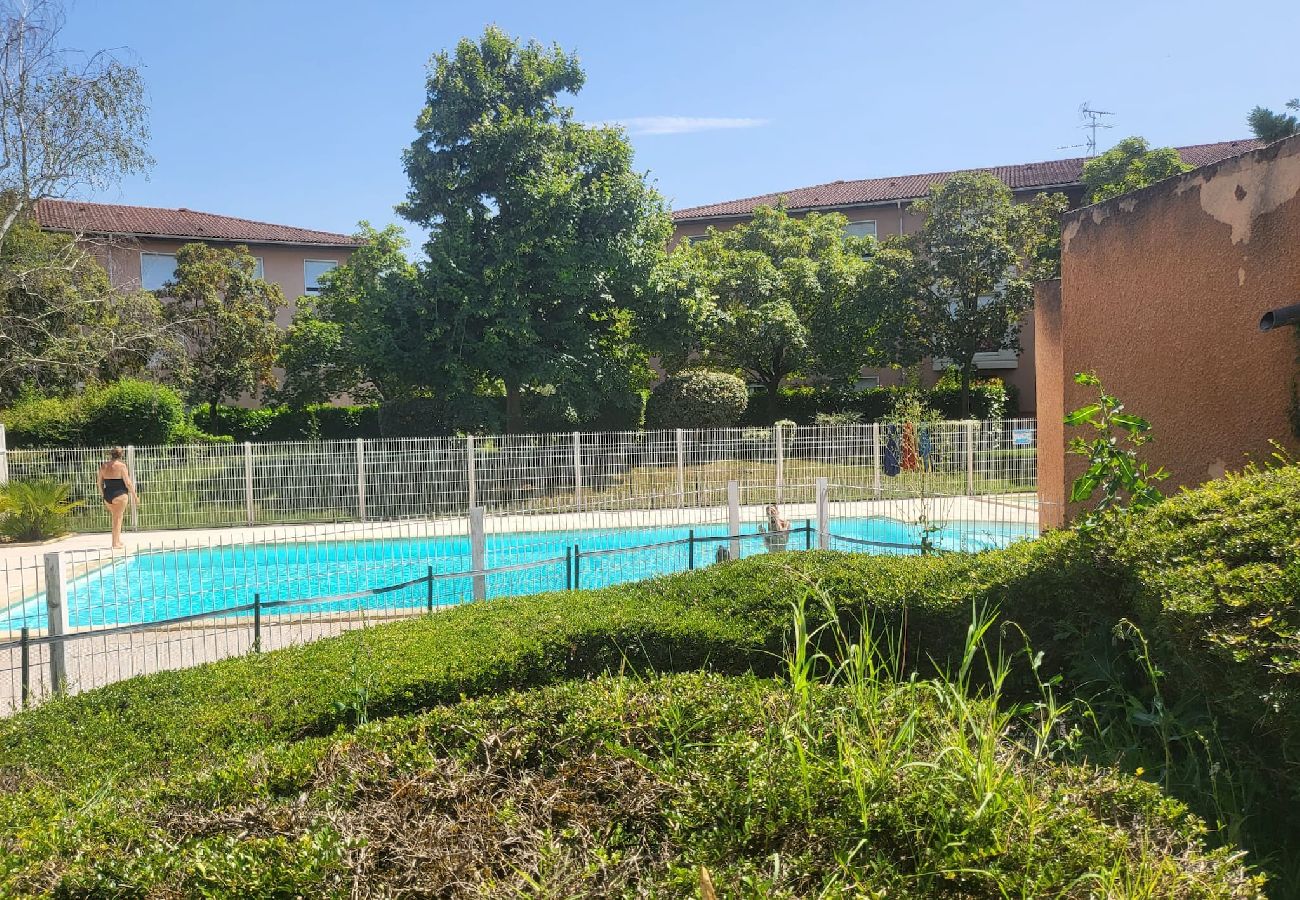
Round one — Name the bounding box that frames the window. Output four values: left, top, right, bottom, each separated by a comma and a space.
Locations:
854, 376, 881, 390
844, 220, 877, 239
304, 259, 338, 294
140, 252, 177, 292
686, 234, 709, 245
143, 252, 263, 291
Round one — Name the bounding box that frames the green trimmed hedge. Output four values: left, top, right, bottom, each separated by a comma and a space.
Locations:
1, 463, 1298, 891
1, 380, 187, 448
740, 379, 1012, 426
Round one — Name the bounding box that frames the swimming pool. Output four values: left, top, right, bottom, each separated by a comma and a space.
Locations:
1, 517, 1035, 630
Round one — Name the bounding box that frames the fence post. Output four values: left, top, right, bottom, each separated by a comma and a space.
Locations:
44, 551, 68, 694
965, 420, 976, 496
20, 627, 30, 706
816, 477, 830, 550
573, 543, 582, 591
252, 592, 262, 652
774, 423, 784, 504
469, 506, 486, 601
727, 480, 741, 560
688, 529, 696, 570
465, 434, 477, 511
243, 442, 255, 525
426, 565, 434, 613
126, 445, 138, 530
565, 546, 573, 590
355, 438, 367, 520
676, 428, 686, 508
871, 423, 882, 499
0, 422, 8, 485
572, 431, 583, 511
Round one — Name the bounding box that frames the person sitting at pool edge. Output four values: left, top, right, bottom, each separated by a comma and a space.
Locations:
98, 446, 140, 550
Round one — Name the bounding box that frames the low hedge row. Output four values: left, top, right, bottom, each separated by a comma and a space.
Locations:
0, 380, 193, 448
2, 463, 1297, 888
739, 379, 1015, 426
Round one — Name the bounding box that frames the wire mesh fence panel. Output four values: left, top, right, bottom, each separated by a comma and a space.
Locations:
363, 437, 468, 519
252, 441, 361, 524
135, 443, 248, 528
473, 432, 578, 513
0, 420, 1037, 533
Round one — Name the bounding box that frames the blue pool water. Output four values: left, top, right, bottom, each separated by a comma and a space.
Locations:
1, 517, 1034, 630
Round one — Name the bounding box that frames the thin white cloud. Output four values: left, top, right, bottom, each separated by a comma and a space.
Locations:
595, 116, 770, 136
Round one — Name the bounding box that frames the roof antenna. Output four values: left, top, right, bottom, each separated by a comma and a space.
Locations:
1078, 102, 1114, 156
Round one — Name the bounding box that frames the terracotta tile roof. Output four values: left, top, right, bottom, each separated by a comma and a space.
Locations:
35, 199, 361, 246
672, 139, 1263, 221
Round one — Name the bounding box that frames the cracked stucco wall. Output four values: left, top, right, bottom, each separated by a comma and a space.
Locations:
1038, 135, 1300, 526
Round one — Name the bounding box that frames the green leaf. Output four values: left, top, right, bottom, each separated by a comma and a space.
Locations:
1063, 405, 1101, 426
1070, 473, 1101, 502
1110, 413, 1151, 432
1073, 372, 1100, 386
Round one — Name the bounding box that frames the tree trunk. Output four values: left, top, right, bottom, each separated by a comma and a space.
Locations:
505, 379, 523, 434
765, 376, 782, 423
209, 398, 221, 436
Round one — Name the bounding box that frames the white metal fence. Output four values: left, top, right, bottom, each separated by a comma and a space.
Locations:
0, 419, 1040, 712
0, 420, 1038, 532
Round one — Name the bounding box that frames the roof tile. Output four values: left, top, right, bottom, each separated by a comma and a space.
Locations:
672, 140, 1262, 221
35, 200, 361, 246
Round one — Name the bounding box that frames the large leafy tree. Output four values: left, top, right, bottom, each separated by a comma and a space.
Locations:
1081, 137, 1190, 204
399, 26, 671, 432
1248, 99, 1299, 144
163, 243, 284, 431
657, 205, 908, 418
277, 223, 437, 406
905, 173, 1066, 417
0, 0, 151, 250
0, 217, 170, 402
0, 0, 164, 403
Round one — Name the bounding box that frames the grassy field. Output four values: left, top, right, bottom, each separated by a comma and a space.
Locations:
2, 461, 1293, 896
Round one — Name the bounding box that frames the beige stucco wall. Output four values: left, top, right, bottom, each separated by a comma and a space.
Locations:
98, 237, 353, 328
1037, 135, 1300, 526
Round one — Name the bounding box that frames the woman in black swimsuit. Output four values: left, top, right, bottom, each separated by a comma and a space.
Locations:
97, 447, 139, 550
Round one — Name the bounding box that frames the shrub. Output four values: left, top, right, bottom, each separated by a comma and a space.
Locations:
928, 370, 1009, 420
0, 479, 81, 541
80, 379, 184, 447
0, 395, 84, 447
645, 369, 748, 429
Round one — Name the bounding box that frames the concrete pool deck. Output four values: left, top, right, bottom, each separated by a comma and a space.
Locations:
0, 492, 1038, 711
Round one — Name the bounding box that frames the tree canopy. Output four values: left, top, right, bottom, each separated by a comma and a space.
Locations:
398, 26, 671, 431
655, 205, 910, 417
1247, 99, 1300, 144
163, 243, 284, 431
904, 172, 1065, 417
1081, 137, 1190, 204
0, 0, 151, 251
0, 218, 170, 403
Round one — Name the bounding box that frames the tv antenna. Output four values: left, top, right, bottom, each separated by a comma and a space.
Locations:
1077, 102, 1114, 156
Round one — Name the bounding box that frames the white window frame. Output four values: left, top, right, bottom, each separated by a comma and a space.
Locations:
844, 219, 878, 239
303, 259, 338, 295
854, 376, 881, 389
140, 251, 178, 292
251, 257, 264, 280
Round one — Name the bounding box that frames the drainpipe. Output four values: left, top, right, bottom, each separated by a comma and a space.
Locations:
898, 199, 905, 235
1259, 303, 1300, 331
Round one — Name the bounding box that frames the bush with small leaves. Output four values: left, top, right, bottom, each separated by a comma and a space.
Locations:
645, 369, 749, 429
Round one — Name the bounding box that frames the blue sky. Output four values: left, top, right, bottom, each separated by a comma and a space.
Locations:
62, 0, 1296, 240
